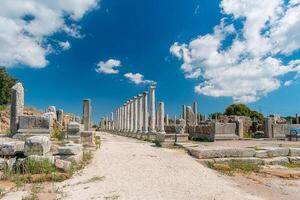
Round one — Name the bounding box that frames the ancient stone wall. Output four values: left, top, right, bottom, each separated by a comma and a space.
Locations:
272, 124, 300, 139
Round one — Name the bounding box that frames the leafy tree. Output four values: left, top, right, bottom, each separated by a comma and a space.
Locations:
0, 67, 17, 105
224, 104, 264, 123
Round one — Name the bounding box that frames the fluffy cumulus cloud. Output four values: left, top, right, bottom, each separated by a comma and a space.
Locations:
0, 0, 98, 68
170, 0, 300, 103
124, 73, 156, 85
95, 59, 121, 74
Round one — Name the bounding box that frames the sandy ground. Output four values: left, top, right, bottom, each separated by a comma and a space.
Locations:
55, 132, 264, 200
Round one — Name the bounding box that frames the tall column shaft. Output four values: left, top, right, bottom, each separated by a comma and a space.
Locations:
126, 102, 130, 131
158, 102, 165, 133
182, 105, 187, 122
149, 85, 156, 132
83, 99, 91, 131
137, 95, 143, 132
133, 96, 138, 132
166, 114, 169, 126
142, 92, 148, 133
130, 100, 134, 132
193, 101, 198, 125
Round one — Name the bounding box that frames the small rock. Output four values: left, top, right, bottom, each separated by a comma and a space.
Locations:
55, 159, 71, 172
58, 153, 83, 163
57, 144, 83, 155
288, 157, 300, 164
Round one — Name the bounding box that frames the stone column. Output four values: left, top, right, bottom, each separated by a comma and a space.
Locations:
182, 105, 186, 121
124, 103, 128, 131
157, 102, 165, 133
149, 85, 156, 133
83, 99, 91, 131
56, 109, 64, 125
121, 106, 124, 131
127, 101, 130, 132
105, 116, 109, 130
174, 115, 177, 124
130, 100, 134, 132
237, 119, 244, 138
10, 83, 24, 134
133, 96, 138, 132
165, 114, 169, 125
111, 112, 114, 130
193, 101, 198, 125
142, 92, 148, 133
137, 94, 143, 132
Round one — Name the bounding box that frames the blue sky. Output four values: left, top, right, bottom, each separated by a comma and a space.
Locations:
2, 0, 300, 122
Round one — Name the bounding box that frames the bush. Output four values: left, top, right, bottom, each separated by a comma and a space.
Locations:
0, 67, 17, 105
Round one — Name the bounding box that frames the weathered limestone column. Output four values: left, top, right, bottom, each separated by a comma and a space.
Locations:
56, 109, 64, 125
133, 96, 138, 132
83, 99, 91, 131
264, 117, 273, 138
237, 119, 244, 138
10, 83, 24, 134
142, 92, 148, 133
157, 102, 165, 133
124, 103, 128, 131
122, 106, 125, 131
137, 94, 143, 132
193, 101, 198, 125
174, 115, 177, 124
182, 105, 187, 121
130, 100, 134, 132
126, 101, 130, 132
149, 85, 156, 133
165, 114, 169, 125
111, 112, 114, 130
105, 116, 109, 130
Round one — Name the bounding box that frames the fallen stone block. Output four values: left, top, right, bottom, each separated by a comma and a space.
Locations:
58, 153, 83, 163
254, 150, 269, 158
289, 148, 300, 156
24, 136, 51, 156
26, 155, 55, 165
0, 141, 24, 156
55, 159, 71, 172
57, 144, 83, 155
213, 157, 264, 165
187, 147, 255, 159
289, 157, 300, 164
259, 147, 290, 157
263, 157, 290, 165
262, 168, 300, 179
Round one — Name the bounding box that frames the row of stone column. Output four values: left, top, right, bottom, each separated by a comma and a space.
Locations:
101, 85, 166, 133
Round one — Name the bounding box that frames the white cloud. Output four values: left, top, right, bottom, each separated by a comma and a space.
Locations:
59, 41, 71, 50
95, 59, 121, 74
284, 80, 293, 86
0, 0, 98, 68
124, 73, 156, 85
171, 0, 300, 103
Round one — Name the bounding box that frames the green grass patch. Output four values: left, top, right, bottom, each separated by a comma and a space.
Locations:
283, 163, 300, 168
208, 161, 261, 175
0, 105, 7, 111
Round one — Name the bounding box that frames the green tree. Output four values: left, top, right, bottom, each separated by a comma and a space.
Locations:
224, 104, 264, 123
0, 67, 17, 105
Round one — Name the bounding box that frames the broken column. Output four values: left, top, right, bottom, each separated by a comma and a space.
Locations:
193, 101, 198, 125
149, 85, 156, 133
142, 92, 148, 133
182, 105, 187, 122
157, 102, 165, 133
10, 82, 24, 134
56, 109, 64, 125
186, 106, 196, 127
111, 112, 114, 130
83, 99, 91, 131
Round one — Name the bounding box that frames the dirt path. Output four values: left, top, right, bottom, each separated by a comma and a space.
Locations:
56, 132, 264, 200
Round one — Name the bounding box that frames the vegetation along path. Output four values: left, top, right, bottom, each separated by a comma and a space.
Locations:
56, 132, 264, 200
